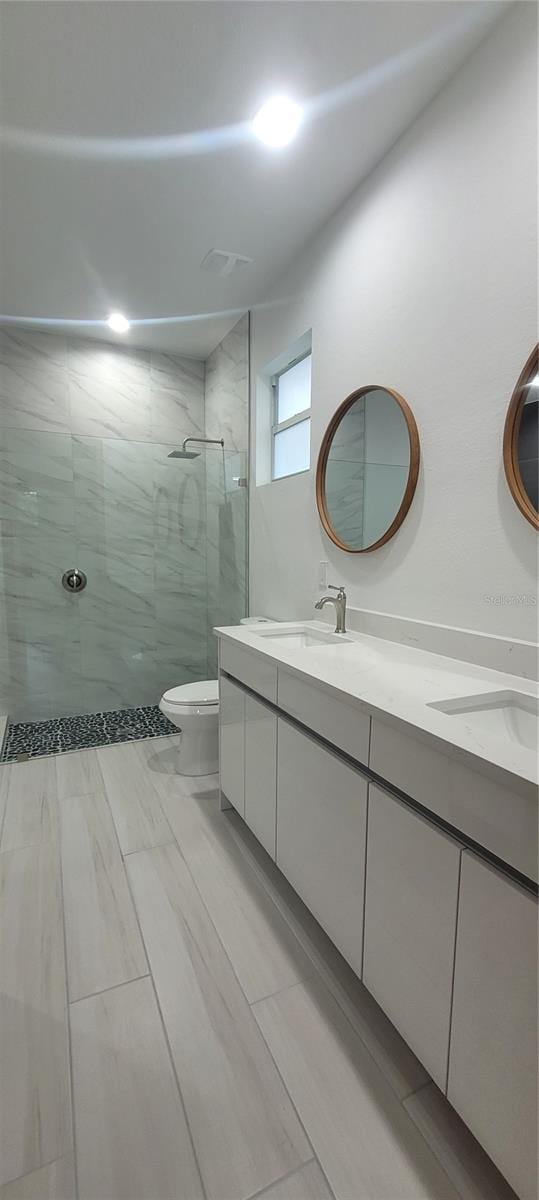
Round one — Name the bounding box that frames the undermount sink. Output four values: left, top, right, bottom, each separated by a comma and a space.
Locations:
428, 690, 538, 751
254, 624, 352, 649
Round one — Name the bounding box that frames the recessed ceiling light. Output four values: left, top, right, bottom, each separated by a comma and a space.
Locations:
107, 311, 130, 333
252, 96, 303, 148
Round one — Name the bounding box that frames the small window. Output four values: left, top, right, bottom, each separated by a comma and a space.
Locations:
272, 353, 311, 480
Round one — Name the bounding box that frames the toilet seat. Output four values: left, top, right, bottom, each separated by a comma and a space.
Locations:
162, 679, 218, 708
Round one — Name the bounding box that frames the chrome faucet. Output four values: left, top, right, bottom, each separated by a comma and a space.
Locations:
314, 584, 347, 634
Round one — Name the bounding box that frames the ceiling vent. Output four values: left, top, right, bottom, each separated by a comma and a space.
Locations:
200, 249, 253, 278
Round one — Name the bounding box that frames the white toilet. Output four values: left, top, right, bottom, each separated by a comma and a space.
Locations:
159, 679, 219, 775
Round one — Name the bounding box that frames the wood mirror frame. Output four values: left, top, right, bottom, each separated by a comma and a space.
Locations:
316, 384, 420, 553
503, 344, 539, 530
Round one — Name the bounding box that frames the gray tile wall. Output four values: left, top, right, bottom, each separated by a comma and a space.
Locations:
0, 319, 249, 721
204, 313, 249, 452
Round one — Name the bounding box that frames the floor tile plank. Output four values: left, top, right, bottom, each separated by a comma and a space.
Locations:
137, 743, 312, 1003
70, 977, 203, 1200
127, 842, 311, 1200
55, 748, 103, 800
226, 808, 428, 1100
404, 1083, 518, 1199
253, 978, 461, 1200
60, 790, 147, 1000
255, 1161, 334, 1200
0, 757, 58, 852
0, 1157, 75, 1200
97, 742, 173, 853
0, 844, 71, 1186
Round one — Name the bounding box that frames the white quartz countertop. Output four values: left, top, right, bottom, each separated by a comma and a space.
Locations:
215, 621, 538, 794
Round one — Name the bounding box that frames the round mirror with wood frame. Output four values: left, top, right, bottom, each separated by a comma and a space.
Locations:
503, 345, 539, 529
316, 384, 420, 553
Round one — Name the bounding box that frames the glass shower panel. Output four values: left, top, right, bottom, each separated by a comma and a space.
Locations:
0, 431, 248, 724
74, 437, 210, 713
0, 428, 81, 721
152, 443, 209, 695
74, 436, 158, 714
206, 448, 248, 676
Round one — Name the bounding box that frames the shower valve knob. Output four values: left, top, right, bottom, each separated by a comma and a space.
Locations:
62, 568, 87, 593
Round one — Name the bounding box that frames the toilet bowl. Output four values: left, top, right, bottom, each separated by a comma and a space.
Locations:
159, 679, 219, 776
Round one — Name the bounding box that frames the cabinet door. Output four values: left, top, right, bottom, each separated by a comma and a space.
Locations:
363, 785, 461, 1090
276, 719, 367, 976
244, 695, 277, 860
219, 675, 245, 816
447, 851, 538, 1200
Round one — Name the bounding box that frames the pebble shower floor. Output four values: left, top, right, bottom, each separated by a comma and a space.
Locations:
0, 704, 176, 763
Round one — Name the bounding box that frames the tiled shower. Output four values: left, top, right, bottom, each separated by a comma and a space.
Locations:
0, 316, 248, 734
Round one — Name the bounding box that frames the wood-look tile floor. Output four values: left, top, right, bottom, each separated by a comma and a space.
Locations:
0, 736, 517, 1200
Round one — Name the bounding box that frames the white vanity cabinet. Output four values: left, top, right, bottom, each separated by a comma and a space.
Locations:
363, 785, 461, 1090
276, 719, 367, 976
220, 639, 278, 703
447, 851, 538, 1200
219, 675, 245, 815
217, 629, 538, 1200
244, 694, 277, 859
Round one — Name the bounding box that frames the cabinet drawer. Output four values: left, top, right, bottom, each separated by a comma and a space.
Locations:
220, 640, 278, 703
448, 852, 538, 1200
370, 718, 538, 882
278, 669, 370, 766
363, 785, 461, 1090
370, 718, 451, 810
276, 719, 367, 976
245, 695, 277, 860
219, 675, 245, 815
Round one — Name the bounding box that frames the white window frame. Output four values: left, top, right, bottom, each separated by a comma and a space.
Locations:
271, 350, 312, 481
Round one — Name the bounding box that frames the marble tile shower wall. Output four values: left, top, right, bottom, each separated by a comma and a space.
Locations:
0, 327, 236, 721
0, 329, 206, 441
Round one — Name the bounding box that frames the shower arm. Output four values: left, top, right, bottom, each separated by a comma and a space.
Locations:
182, 437, 224, 451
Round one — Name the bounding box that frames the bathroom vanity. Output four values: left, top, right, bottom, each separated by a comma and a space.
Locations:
215, 619, 538, 1200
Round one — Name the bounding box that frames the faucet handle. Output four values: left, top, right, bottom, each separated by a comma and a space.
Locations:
328, 583, 346, 595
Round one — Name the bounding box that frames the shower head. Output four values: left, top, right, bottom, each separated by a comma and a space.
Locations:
167, 448, 200, 459
167, 436, 224, 460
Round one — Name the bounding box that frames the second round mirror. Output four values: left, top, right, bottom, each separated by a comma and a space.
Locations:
503, 345, 538, 529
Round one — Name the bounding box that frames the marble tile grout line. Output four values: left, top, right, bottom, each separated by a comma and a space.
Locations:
120, 774, 323, 1200
66, 972, 152, 1007
0, 1157, 67, 1193
120, 848, 209, 1200
237, 832, 502, 1200
221, 812, 422, 1104
96, 767, 208, 1200
399, 1079, 433, 1105
247, 988, 337, 1200
157, 839, 330, 1193
58, 816, 81, 1200
243, 1158, 320, 1200
247, 976, 315, 1008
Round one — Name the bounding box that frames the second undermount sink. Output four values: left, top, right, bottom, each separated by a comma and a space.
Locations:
254, 624, 352, 649
428, 690, 538, 751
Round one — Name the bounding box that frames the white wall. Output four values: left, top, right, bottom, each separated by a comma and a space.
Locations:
249, 4, 538, 640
